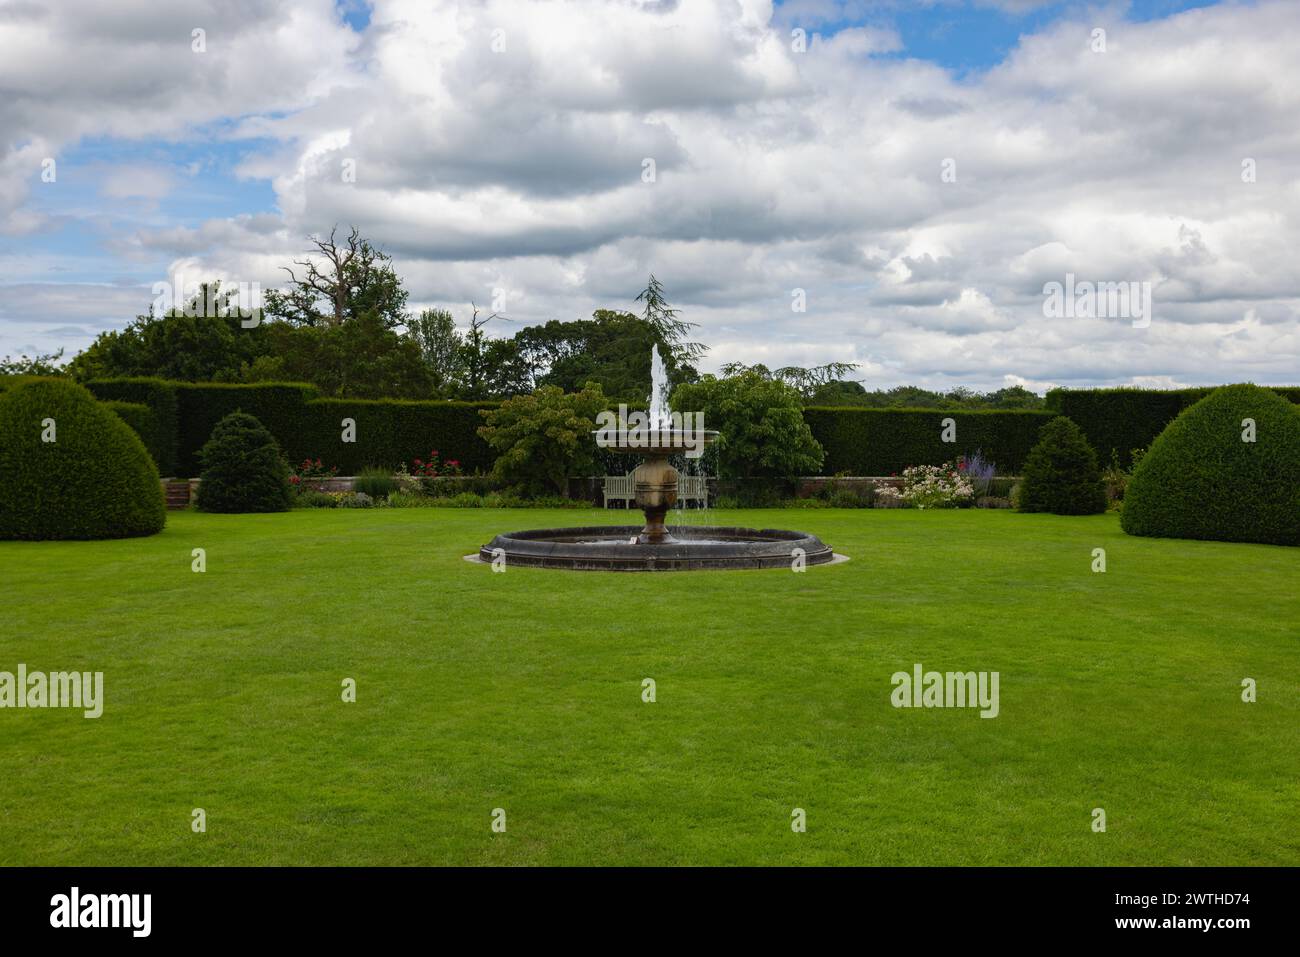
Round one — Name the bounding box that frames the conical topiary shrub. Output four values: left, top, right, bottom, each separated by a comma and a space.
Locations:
1018, 416, 1107, 515
0, 377, 165, 540
1122, 384, 1300, 545
193, 411, 293, 513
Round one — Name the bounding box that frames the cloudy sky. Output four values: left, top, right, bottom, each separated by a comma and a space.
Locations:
1, 0, 1297, 392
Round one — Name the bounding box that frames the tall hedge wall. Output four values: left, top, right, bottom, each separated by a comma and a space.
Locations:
173, 382, 320, 476
803, 407, 1054, 475
1046, 386, 1300, 467
72, 377, 1300, 481
81, 376, 1060, 478
88, 377, 496, 476
85, 378, 180, 475
101, 401, 164, 471
296, 398, 498, 474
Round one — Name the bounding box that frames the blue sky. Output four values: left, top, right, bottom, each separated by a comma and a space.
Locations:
776, 0, 1224, 73
17, 134, 278, 286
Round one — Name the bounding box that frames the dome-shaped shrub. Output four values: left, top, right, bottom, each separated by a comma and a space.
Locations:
0, 378, 165, 540
1122, 384, 1300, 545
1018, 416, 1106, 515
194, 411, 292, 513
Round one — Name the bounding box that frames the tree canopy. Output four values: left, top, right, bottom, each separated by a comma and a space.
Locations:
671, 370, 824, 478
56, 231, 1050, 410
262, 226, 408, 329
67, 283, 268, 383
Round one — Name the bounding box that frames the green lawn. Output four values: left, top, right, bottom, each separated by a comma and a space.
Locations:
1, 507, 1296, 866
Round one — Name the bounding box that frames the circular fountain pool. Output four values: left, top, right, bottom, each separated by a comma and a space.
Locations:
478, 525, 836, 571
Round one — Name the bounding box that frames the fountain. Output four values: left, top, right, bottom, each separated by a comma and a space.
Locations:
616, 344, 710, 545
477, 346, 837, 571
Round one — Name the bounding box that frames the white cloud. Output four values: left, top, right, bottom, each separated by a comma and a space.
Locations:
2, 0, 1300, 390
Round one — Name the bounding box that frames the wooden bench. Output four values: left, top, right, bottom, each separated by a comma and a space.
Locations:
602, 474, 709, 508
677, 474, 708, 508
602, 474, 635, 508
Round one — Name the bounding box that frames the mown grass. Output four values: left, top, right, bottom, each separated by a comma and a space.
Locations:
1, 507, 1296, 865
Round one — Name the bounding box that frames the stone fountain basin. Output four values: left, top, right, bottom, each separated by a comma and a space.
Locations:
480, 525, 834, 571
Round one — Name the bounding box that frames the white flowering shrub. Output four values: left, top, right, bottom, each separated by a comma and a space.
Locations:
873, 463, 974, 509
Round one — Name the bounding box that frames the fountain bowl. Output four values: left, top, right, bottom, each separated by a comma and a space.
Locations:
480, 525, 836, 571
593, 427, 720, 457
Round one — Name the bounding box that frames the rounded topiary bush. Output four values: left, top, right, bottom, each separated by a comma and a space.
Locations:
0, 377, 165, 540
1122, 384, 1300, 545
1018, 416, 1106, 515
194, 411, 293, 513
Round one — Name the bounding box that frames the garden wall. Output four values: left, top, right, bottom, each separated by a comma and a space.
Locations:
803, 407, 1053, 475
1045, 386, 1300, 466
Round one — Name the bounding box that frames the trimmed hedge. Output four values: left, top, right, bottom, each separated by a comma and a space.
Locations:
1122, 384, 1300, 545
175, 382, 320, 477
0, 374, 38, 395
85, 377, 180, 475
87, 377, 497, 476
101, 400, 164, 470
1046, 386, 1300, 467
0, 378, 165, 540
98, 375, 1300, 482
803, 407, 1053, 475
9, 377, 171, 472
297, 398, 498, 474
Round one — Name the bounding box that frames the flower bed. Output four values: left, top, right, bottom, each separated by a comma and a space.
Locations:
874, 463, 975, 509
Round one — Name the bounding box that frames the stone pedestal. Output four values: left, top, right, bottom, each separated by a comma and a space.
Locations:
632, 454, 679, 544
